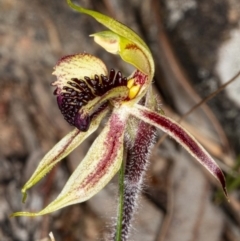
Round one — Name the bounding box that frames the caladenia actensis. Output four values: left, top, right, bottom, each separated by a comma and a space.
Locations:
11, 1, 228, 240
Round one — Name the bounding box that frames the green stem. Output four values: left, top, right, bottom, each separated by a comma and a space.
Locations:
115, 161, 124, 241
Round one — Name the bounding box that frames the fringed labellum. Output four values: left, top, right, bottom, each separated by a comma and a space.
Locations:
52, 54, 129, 131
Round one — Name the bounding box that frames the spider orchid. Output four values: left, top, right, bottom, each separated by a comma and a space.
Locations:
12, 0, 227, 221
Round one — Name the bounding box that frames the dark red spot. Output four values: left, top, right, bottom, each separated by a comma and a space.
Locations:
131, 70, 147, 85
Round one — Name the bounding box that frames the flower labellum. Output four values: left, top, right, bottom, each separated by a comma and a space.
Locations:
52, 54, 129, 131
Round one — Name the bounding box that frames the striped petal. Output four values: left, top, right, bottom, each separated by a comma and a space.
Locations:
125, 104, 228, 197
20, 105, 109, 204
12, 108, 128, 217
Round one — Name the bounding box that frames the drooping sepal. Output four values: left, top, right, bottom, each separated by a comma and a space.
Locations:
126, 104, 228, 198
12, 109, 129, 217
20, 105, 109, 204
117, 123, 156, 240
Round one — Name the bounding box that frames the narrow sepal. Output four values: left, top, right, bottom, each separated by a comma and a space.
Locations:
20, 106, 109, 203
12, 109, 128, 217
127, 104, 228, 197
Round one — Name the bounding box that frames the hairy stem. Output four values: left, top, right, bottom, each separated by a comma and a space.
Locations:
118, 120, 156, 240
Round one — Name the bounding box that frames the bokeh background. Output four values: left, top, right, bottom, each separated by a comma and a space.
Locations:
0, 0, 240, 240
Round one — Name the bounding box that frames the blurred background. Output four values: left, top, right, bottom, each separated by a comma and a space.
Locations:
0, 0, 240, 240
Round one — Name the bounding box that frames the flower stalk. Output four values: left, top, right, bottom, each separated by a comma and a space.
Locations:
115, 161, 125, 241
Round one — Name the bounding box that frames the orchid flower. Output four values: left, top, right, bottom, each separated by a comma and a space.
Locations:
12, 0, 227, 230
